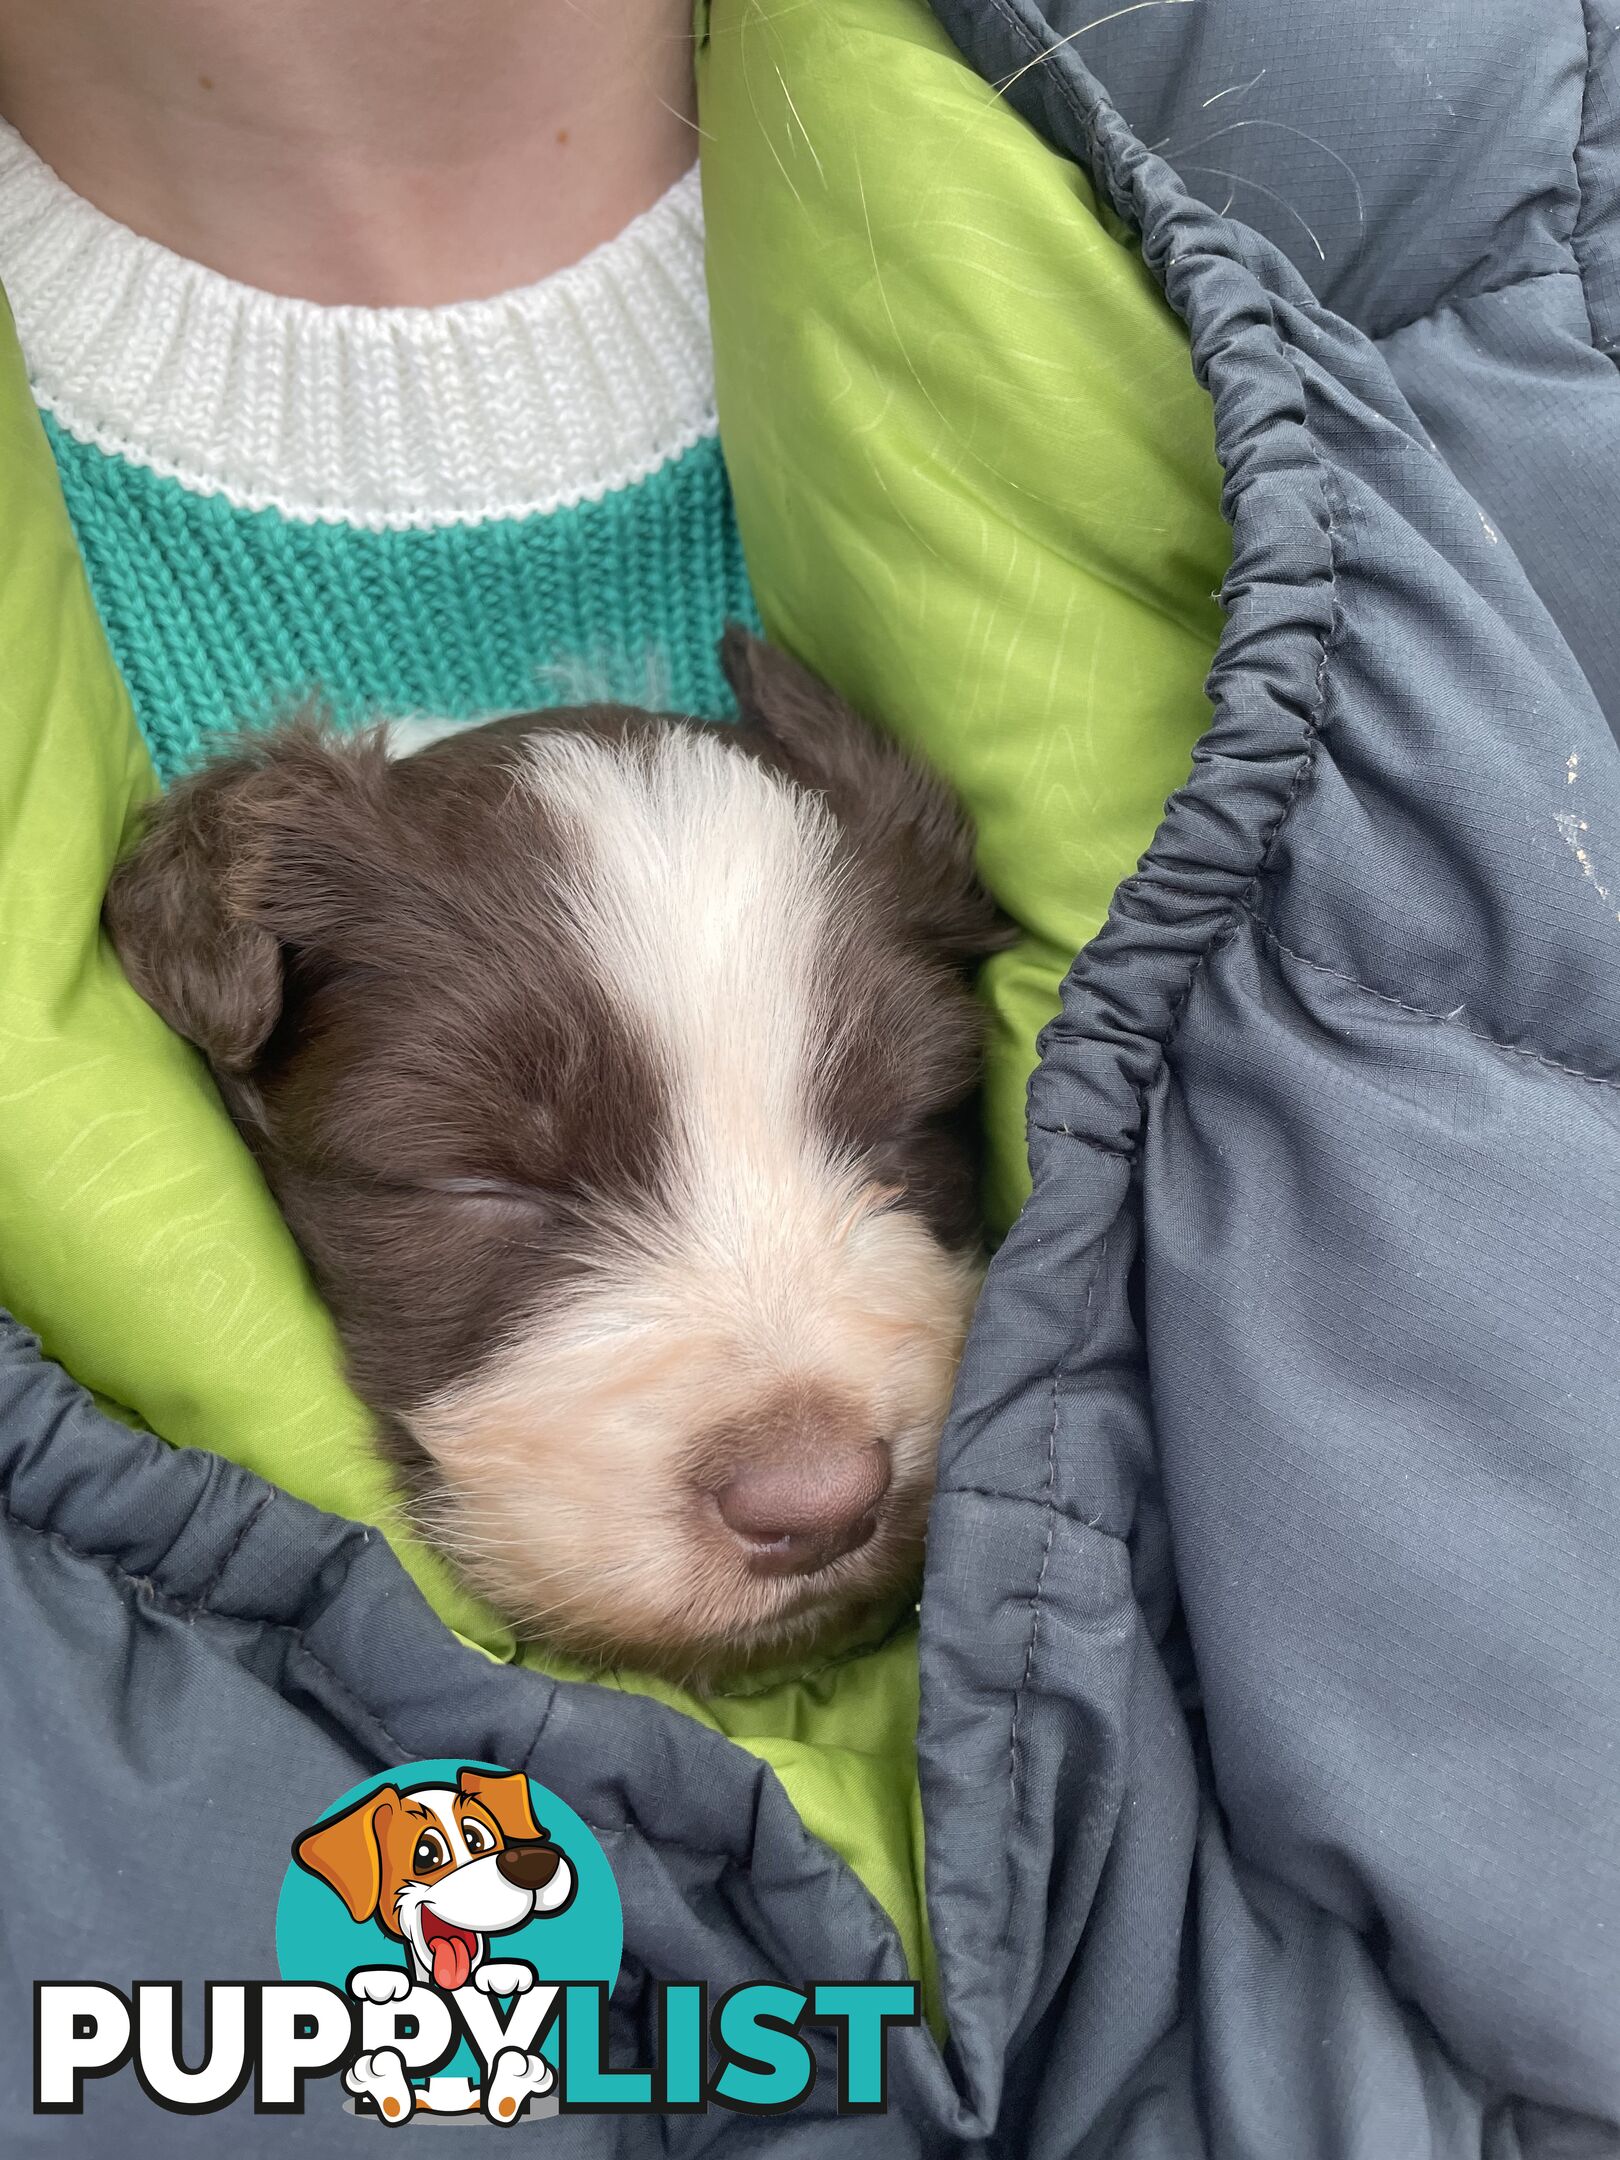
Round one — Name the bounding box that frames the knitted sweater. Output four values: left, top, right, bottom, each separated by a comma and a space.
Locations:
0, 120, 757, 785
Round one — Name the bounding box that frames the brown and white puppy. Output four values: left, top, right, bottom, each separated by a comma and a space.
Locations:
105, 631, 1009, 1676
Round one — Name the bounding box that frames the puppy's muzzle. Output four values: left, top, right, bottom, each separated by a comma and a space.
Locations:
496, 1841, 565, 1892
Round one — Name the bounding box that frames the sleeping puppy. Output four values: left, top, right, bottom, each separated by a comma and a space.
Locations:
105, 631, 1009, 1677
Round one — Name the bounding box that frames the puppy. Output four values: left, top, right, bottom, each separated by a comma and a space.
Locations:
105, 631, 1010, 1675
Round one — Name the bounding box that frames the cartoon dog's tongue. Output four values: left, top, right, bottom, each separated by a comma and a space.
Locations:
422, 1913, 476, 1991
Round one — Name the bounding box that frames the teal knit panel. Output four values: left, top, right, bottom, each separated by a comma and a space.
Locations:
44, 420, 760, 786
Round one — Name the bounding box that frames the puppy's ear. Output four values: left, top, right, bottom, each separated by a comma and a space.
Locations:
458, 1768, 544, 1844
293, 1785, 400, 1925
720, 626, 1012, 962
104, 720, 389, 1072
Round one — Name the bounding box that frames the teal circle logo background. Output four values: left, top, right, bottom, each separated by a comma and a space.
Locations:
276, 1759, 621, 2076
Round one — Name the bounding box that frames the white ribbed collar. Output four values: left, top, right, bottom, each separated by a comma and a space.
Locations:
0, 118, 714, 530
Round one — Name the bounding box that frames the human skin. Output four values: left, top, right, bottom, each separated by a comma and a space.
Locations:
0, 0, 697, 304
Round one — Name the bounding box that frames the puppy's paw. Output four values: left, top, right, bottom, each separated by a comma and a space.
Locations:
345, 2046, 415, 2125
350, 1966, 413, 2004
483, 2047, 553, 2123
474, 1960, 535, 1997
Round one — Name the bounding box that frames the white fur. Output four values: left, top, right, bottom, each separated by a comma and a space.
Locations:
383, 715, 484, 759
512, 725, 916, 1384
524, 723, 845, 1259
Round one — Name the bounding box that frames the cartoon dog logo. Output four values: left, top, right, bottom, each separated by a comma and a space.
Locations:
293, 1767, 576, 2123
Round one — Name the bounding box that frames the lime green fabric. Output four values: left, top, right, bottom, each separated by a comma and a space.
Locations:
698, 0, 1232, 1233
0, 287, 933, 2000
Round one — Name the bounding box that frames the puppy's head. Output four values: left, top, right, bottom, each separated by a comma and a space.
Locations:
106, 632, 1010, 1675
293, 1769, 573, 1987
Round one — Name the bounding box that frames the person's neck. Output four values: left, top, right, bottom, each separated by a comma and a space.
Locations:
0, 0, 697, 306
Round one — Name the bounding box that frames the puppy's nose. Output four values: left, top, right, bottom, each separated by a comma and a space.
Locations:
716, 1445, 890, 1575
496, 1842, 563, 1891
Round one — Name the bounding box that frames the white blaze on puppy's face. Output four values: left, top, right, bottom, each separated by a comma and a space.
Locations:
406, 727, 982, 1669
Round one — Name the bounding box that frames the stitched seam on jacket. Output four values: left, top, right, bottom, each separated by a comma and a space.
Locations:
953, 1484, 1127, 1524
1025, 1123, 1135, 1158
1370, 265, 1581, 344
194, 1489, 273, 1607
1239, 460, 1349, 913
1247, 908, 1620, 1092
1003, 1228, 1106, 1954
1572, 0, 1614, 360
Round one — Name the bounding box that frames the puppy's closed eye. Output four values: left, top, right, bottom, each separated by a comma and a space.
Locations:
430, 1177, 552, 1209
